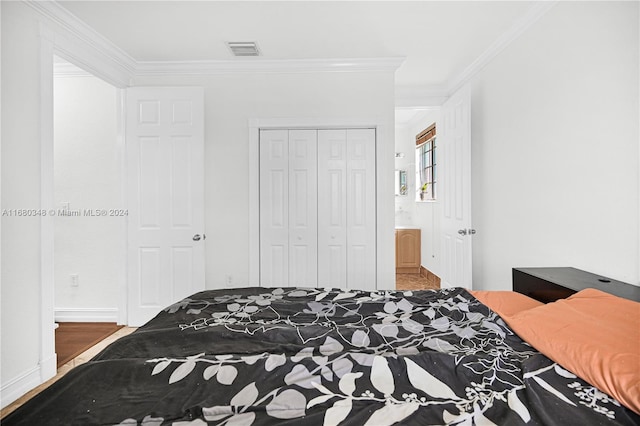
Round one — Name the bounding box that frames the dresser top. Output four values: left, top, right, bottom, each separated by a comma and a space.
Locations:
513, 267, 640, 302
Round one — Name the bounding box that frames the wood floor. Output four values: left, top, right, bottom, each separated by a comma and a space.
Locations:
55, 322, 123, 368
396, 272, 440, 291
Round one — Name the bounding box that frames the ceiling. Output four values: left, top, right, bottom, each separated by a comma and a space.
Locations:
58, 1, 537, 91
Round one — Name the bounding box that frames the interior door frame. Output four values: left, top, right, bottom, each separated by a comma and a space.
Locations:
248, 118, 395, 290
38, 22, 129, 384
125, 86, 206, 326
439, 84, 472, 289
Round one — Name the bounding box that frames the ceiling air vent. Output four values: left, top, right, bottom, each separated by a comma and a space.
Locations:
227, 41, 261, 57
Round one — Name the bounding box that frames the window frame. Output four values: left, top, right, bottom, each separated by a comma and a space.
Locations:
415, 124, 436, 202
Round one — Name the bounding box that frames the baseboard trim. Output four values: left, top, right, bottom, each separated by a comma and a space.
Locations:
54, 308, 119, 323
0, 351, 58, 409
40, 354, 57, 383
0, 366, 42, 409
420, 266, 429, 278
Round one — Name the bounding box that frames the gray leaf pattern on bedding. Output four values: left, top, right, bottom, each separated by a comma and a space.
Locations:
4, 287, 637, 426
141, 287, 633, 425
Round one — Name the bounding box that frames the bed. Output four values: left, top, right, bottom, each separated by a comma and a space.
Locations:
3, 286, 639, 425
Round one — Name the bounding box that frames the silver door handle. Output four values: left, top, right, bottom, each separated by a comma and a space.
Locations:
469, 229, 477, 235
458, 229, 467, 236
193, 234, 201, 241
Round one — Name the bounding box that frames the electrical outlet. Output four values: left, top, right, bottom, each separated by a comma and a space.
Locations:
225, 275, 232, 286
70, 274, 79, 287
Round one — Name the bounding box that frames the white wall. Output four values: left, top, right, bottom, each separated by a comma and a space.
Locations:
53, 73, 122, 318
133, 69, 396, 290
0, 0, 4, 397
471, 1, 639, 290
1, 1, 131, 407
136, 72, 394, 288
1, 0, 45, 404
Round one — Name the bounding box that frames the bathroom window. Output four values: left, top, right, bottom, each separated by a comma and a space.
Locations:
416, 123, 436, 201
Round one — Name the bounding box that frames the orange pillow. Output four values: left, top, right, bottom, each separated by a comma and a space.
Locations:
470, 290, 543, 317
504, 288, 640, 414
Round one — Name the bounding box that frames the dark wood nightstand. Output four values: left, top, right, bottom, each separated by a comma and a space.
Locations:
513, 267, 640, 303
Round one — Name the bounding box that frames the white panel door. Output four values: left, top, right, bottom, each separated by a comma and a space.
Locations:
440, 85, 472, 289
126, 87, 205, 326
288, 130, 318, 287
346, 129, 376, 290
318, 129, 376, 289
260, 130, 318, 287
260, 128, 376, 289
318, 130, 348, 288
260, 130, 290, 286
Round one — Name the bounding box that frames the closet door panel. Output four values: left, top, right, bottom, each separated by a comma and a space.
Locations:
346, 129, 376, 290
318, 130, 348, 288
260, 128, 376, 290
260, 130, 289, 286
327, 245, 346, 285
288, 130, 318, 287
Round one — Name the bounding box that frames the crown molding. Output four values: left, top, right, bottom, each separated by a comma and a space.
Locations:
26, 0, 555, 99
25, 0, 404, 79
25, 0, 137, 75
53, 62, 94, 78
398, 1, 557, 109
135, 57, 405, 77
446, 1, 558, 95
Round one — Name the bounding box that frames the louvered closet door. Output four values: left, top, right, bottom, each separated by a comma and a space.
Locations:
260, 130, 318, 287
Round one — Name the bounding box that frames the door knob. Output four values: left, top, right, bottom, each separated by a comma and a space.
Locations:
458, 229, 467, 236
193, 234, 202, 241
469, 229, 477, 235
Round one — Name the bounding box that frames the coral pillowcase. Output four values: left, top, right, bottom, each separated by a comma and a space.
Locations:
504, 288, 640, 414
470, 290, 544, 317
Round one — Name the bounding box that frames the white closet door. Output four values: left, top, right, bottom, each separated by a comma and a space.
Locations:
126, 87, 205, 327
318, 130, 348, 288
346, 129, 376, 290
261, 128, 376, 290
260, 130, 290, 286
288, 130, 318, 287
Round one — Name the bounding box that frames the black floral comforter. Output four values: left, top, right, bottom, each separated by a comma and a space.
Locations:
4, 287, 639, 425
